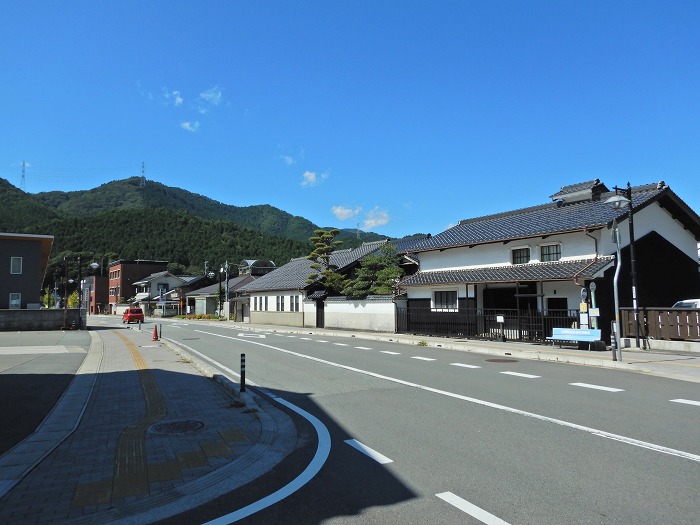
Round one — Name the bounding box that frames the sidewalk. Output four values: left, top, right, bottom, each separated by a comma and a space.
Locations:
0, 327, 296, 525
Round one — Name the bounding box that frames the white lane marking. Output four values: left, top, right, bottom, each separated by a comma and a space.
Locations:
436, 492, 511, 525
500, 371, 540, 379
381, 351, 401, 355
194, 329, 700, 464
316, 340, 329, 343
451, 363, 482, 369
570, 382, 624, 392
411, 356, 436, 361
300, 337, 313, 340
355, 346, 373, 350
344, 439, 393, 464
286, 335, 297, 338
671, 399, 700, 407
176, 338, 331, 525
333, 343, 349, 347
237, 333, 267, 339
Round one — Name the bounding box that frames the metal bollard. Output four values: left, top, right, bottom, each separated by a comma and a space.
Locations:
159, 324, 162, 339
241, 353, 246, 393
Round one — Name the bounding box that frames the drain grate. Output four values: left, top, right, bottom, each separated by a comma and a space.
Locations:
151, 420, 204, 434
485, 358, 518, 363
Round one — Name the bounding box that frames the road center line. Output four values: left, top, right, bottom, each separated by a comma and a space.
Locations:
355, 347, 373, 350
569, 382, 624, 392
436, 491, 511, 525
193, 329, 700, 464
381, 351, 401, 355
500, 371, 540, 378
411, 356, 436, 361
344, 439, 393, 464
670, 398, 700, 407
450, 363, 481, 369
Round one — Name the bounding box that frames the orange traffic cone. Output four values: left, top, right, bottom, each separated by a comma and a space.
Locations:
152, 325, 159, 341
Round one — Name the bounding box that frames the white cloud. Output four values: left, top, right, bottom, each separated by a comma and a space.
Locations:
332, 205, 362, 221
162, 88, 184, 106
301, 170, 329, 187
363, 207, 390, 229
197, 86, 224, 113
181, 121, 200, 132
281, 155, 295, 165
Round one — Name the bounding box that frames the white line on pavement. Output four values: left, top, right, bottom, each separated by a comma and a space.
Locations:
670, 398, 700, 407
381, 351, 401, 355
450, 363, 482, 369
333, 343, 349, 347
570, 382, 624, 392
500, 371, 540, 379
316, 340, 329, 343
355, 347, 373, 350
436, 492, 511, 525
344, 439, 393, 464
411, 356, 436, 361
194, 329, 700, 464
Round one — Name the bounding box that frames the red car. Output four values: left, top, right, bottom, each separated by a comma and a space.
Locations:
122, 308, 145, 324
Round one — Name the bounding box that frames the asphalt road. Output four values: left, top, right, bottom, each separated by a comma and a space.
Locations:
108, 318, 700, 524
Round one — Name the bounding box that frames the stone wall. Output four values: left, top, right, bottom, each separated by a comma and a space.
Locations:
0, 309, 84, 331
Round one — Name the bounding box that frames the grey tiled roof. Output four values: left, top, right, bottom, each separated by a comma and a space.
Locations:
399, 256, 615, 286
239, 240, 391, 293
404, 183, 669, 253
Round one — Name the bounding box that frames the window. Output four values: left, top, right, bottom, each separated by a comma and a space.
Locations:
253, 297, 258, 311
511, 247, 530, 264
264, 296, 268, 311
540, 244, 561, 262
10, 257, 22, 274
434, 290, 458, 310
9, 293, 21, 309
276, 295, 285, 311
292, 295, 299, 312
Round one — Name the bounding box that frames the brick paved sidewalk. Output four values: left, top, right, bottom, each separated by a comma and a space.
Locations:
0, 327, 287, 525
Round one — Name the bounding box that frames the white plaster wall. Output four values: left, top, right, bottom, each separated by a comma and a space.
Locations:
324, 299, 395, 332
598, 204, 700, 262
417, 231, 598, 272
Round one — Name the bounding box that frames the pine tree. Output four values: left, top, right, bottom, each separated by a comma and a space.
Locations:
342, 243, 404, 298
306, 228, 347, 294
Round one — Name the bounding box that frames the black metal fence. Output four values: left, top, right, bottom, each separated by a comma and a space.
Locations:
396, 307, 579, 342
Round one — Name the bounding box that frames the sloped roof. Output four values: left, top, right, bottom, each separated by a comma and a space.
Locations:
186, 274, 255, 297
239, 240, 391, 293
403, 182, 699, 253
399, 257, 615, 286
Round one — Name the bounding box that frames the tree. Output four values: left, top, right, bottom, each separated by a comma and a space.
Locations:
341, 243, 404, 298
306, 228, 347, 294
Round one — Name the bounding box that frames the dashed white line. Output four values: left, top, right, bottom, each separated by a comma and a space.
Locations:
436, 492, 511, 525
570, 382, 624, 392
333, 343, 349, 347
355, 346, 373, 350
316, 340, 329, 343
411, 356, 436, 361
670, 398, 700, 407
500, 371, 540, 379
381, 351, 401, 355
344, 439, 393, 464
300, 337, 312, 340
450, 363, 482, 369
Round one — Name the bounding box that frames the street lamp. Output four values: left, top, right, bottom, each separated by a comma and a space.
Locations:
604, 182, 641, 348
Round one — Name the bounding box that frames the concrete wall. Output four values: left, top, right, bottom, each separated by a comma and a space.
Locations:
0, 308, 83, 331
249, 311, 305, 327
323, 297, 396, 332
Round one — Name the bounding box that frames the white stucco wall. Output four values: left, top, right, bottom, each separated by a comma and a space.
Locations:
323, 298, 395, 332
417, 230, 598, 272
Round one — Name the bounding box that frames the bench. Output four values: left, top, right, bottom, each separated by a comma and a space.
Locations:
546, 328, 602, 351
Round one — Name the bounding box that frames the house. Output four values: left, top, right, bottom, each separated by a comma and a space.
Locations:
0, 232, 54, 309
186, 273, 257, 319
238, 241, 392, 328
397, 180, 700, 342
107, 259, 168, 314
132, 271, 187, 316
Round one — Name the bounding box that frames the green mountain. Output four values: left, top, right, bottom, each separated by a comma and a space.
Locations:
0, 176, 388, 286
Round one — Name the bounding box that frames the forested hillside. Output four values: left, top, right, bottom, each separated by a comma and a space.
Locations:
0, 177, 393, 287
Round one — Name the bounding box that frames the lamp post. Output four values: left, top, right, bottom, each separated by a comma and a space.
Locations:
610, 219, 622, 361
604, 182, 641, 348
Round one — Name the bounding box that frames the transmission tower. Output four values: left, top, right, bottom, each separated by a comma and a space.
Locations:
140, 161, 146, 187
20, 161, 26, 191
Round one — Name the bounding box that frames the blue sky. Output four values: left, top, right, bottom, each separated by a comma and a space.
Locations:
2, 1, 699, 239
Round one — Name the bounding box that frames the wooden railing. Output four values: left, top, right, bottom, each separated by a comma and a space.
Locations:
621, 307, 700, 341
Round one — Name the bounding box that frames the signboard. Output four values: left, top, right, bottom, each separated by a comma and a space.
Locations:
589, 308, 600, 317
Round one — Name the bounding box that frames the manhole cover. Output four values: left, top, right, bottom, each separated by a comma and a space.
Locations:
485, 358, 519, 363
151, 420, 204, 434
